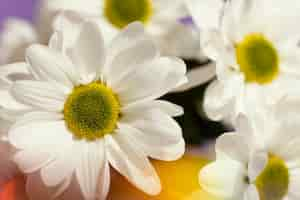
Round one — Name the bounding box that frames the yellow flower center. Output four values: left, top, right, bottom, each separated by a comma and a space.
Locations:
104, 0, 153, 29
63, 82, 120, 141
236, 33, 279, 84
255, 155, 289, 200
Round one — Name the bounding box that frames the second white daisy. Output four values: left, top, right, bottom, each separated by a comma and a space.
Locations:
188, 0, 300, 122
199, 114, 300, 200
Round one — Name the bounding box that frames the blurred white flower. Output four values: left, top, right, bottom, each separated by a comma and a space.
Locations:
37, 0, 204, 60
186, 0, 225, 31
200, 114, 300, 200
6, 22, 187, 200
0, 19, 38, 64
188, 0, 300, 122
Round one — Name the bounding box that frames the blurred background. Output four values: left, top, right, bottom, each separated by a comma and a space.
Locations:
0, 0, 37, 25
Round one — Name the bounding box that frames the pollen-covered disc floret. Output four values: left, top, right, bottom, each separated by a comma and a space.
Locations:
236, 33, 279, 85
104, 0, 153, 29
64, 81, 120, 141
255, 154, 289, 200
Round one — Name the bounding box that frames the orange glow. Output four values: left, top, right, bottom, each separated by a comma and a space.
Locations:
0, 176, 27, 200
0, 155, 219, 200
109, 155, 220, 200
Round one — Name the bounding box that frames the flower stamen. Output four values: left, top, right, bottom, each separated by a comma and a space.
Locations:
255, 154, 289, 200
104, 0, 153, 29
236, 33, 279, 84
63, 81, 120, 141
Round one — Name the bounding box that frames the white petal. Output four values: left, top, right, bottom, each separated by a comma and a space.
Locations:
118, 123, 185, 161
155, 19, 202, 59
122, 100, 183, 117
96, 159, 110, 200
153, 0, 184, 12
116, 57, 187, 104
263, 108, 300, 163
11, 80, 67, 112
273, 98, 300, 127
288, 168, 300, 198
71, 20, 105, 83
233, 114, 258, 147
201, 30, 226, 61
14, 149, 53, 173
0, 90, 28, 113
250, 0, 300, 43
121, 109, 183, 146
0, 18, 37, 64
26, 44, 78, 88
104, 29, 158, 88
75, 140, 109, 200
173, 63, 216, 92
0, 62, 31, 89
260, 75, 300, 106
247, 151, 268, 182
243, 184, 260, 200
8, 112, 70, 150
41, 144, 76, 187
52, 11, 85, 52
186, 0, 224, 30
203, 81, 224, 120
277, 35, 300, 77
106, 133, 161, 195
199, 159, 247, 199
216, 132, 249, 164
235, 114, 255, 139
273, 137, 300, 168
221, 0, 255, 42
49, 31, 64, 52
203, 77, 241, 121
0, 63, 31, 111
104, 22, 147, 69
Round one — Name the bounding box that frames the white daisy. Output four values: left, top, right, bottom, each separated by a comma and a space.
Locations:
6, 21, 187, 200
199, 113, 300, 200
37, 0, 202, 60
188, 0, 300, 122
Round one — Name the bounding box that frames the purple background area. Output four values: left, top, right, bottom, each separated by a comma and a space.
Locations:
0, 0, 37, 25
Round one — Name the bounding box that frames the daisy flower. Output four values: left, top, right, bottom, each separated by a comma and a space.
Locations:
6, 21, 187, 200
187, 0, 300, 122
37, 0, 202, 60
199, 113, 300, 200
